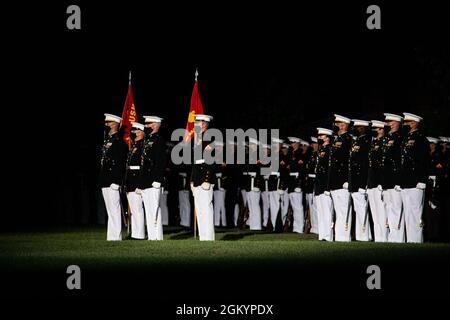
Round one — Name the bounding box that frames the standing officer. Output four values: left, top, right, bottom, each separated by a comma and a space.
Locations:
177, 165, 191, 228
400, 113, 429, 243
367, 120, 388, 242
260, 144, 271, 229
100, 113, 128, 241
381, 113, 404, 243
349, 119, 372, 241
315, 128, 334, 241
424, 137, 444, 241
191, 114, 216, 241
213, 141, 227, 227
287, 136, 305, 233
329, 114, 353, 242
141, 115, 167, 241
305, 137, 319, 234
124, 122, 146, 239
268, 138, 289, 232
245, 138, 263, 230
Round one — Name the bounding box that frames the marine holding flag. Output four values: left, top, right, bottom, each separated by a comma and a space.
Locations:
121, 71, 138, 147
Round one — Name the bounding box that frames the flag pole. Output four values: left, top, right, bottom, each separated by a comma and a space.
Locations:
193, 68, 198, 240
129, 70, 132, 84
194, 68, 198, 240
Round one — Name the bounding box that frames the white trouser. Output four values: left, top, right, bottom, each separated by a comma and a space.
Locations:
247, 191, 262, 230
193, 186, 215, 241
178, 190, 191, 227
306, 193, 318, 234
160, 190, 169, 226
289, 191, 304, 233
401, 188, 425, 243
261, 191, 270, 227
367, 187, 388, 242
269, 191, 289, 228
234, 203, 239, 227
102, 187, 122, 241
214, 189, 227, 226
142, 187, 163, 240
241, 190, 250, 226
241, 189, 248, 207
352, 192, 372, 241
127, 191, 145, 239
331, 188, 352, 242
316, 194, 333, 241
384, 188, 405, 243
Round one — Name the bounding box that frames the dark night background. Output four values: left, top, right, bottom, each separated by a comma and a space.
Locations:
4, 1, 450, 228
1, 1, 450, 309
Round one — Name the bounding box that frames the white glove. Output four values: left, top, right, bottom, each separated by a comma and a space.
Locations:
324, 191, 331, 197
152, 181, 161, 189
377, 185, 383, 191
190, 182, 195, 194
135, 188, 142, 195
358, 188, 366, 194
429, 201, 437, 210
416, 182, 426, 190
342, 182, 349, 190
201, 182, 211, 190
277, 189, 285, 195
251, 187, 260, 192
110, 183, 120, 191
394, 185, 402, 192
294, 187, 302, 193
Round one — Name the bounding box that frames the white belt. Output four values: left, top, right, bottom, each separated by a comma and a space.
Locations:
270, 172, 280, 177
195, 159, 205, 164
179, 172, 187, 177
243, 172, 249, 175
216, 173, 222, 177
128, 166, 140, 170
290, 172, 299, 177
248, 172, 257, 177
308, 174, 316, 178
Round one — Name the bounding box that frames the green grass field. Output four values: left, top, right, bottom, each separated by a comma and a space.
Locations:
1, 226, 450, 299
1, 226, 450, 270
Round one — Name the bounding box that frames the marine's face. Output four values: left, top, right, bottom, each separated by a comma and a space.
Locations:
335, 121, 349, 132
387, 120, 400, 132
105, 121, 119, 132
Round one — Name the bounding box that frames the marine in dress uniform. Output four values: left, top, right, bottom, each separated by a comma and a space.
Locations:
400, 113, 430, 243
305, 137, 319, 234
268, 138, 289, 232
424, 137, 445, 241
314, 128, 334, 241
260, 144, 272, 229
100, 113, 128, 241
287, 137, 306, 234
381, 113, 405, 243
349, 120, 372, 241
124, 122, 146, 239
160, 147, 171, 226
329, 114, 353, 242
367, 120, 388, 242
190, 114, 217, 241
213, 141, 227, 227
244, 138, 263, 230
177, 165, 192, 228
141, 115, 167, 240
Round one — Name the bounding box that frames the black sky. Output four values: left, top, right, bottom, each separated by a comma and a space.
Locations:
4, 1, 450, 226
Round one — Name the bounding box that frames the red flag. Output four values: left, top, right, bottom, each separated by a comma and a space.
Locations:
121, 72, 138, 146
183, 69, 204, 142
